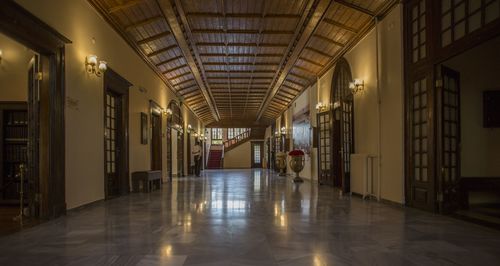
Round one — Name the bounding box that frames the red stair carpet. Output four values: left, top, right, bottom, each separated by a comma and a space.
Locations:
207, 149, 222, 169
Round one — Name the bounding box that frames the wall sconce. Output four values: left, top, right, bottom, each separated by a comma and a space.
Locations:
200, 134, 204, 138
280, 126, 287, 135
333, 101, 341, 109
85, 54, 107, 77
194, 133, 199, 137
164, 108, 173, 116
349, 79, 364, 95
315, 102, 326, 112
274, 131, 279, 136
0, 49, 3, 63
187, 124, 192, 130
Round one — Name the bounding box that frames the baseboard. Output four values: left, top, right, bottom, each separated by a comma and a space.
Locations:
67, 199, 104, 213
351, 192, 404, 207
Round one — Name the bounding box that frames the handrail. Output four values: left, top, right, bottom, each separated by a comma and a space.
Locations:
223, 129, 251, 149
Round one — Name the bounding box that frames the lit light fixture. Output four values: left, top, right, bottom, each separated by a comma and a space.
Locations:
194, 133, 198, 137
349, 79, 364, 95
280, 126, 286, 135
315, 102, 326, 112
200, 134, 204, 138
274, 131, 279, 136
0, 49, 3, 63
188, 124, 192, 130
333, 101, 341, 109
85, 54, 107, 77
164, 108, 173, 116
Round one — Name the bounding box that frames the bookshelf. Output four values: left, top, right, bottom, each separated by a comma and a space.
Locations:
0, 103, 28, 205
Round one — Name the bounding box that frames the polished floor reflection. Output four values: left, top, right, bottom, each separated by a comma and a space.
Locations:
1, 169, 500, 265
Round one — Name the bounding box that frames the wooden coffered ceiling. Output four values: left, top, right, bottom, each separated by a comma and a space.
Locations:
88, 0, 398, 126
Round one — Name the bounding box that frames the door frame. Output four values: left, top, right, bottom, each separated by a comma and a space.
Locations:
103, 68, 130, 199
150, 100, 162, 172
251, 141, 264, 168
330, 57, 355, 193
0, 0, 70, 219
402, 0, 500, 212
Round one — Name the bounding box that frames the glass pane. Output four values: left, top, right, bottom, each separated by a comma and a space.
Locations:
442, 12, 451, 30
442, 29, 452, 46
469, 0, 481, 12
454, 3, 466, 21
422, 168, 428, 182
455, 21, 466, 40
442, 0, 452, 13
485, 1, 500, 23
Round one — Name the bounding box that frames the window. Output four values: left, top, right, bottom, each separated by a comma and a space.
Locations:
254, 144, 261, 164
211, 128, 222, 139
441, 0, 500, 47
411, 0, 427, 63
227, 128, 249, 139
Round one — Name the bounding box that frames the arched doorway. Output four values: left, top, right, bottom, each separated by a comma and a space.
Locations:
166, 100, 184, 181
331, 58, 354, 192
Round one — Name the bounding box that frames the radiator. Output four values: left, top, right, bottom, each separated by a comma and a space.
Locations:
350, 153, 378, 200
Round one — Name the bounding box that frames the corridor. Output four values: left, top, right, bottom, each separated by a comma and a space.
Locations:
0, 169, 499, 265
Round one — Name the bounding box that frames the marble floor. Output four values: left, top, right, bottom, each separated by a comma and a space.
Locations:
1, 169, 500, 266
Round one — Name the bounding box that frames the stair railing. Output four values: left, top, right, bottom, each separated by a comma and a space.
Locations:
223, 129, 251, 150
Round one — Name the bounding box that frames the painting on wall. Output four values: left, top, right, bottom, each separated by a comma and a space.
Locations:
292, 105, 311, 154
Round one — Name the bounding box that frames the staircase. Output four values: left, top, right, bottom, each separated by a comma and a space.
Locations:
207, 147, 223, 169
223, 128, 266, 152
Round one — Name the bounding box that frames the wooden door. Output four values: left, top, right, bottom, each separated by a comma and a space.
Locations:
27, 55, 40, 216
407, 73, 436, 211
340, 101, 354, 192
105, 91, 123, 199
437, 66, 461, 214
104, 69, 130, 200
251, 142, 263, 168
151, 113, 162, 171
317, 111, 333, 185
332, 119, 342, 187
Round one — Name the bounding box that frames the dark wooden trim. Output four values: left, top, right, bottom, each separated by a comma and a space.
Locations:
104, 68, 131, 199
149, 100, 163, 172
0, 0, 70, 219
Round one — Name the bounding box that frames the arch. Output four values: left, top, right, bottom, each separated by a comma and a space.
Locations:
330, 57, 354, 192
166, 100, 184, 180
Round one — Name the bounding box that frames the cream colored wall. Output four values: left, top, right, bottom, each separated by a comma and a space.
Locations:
223, 141, 251, 168
279, 5, 404, 203
445, 36, 500, 177
0, 33, 32, 101
15, 0, 203, 209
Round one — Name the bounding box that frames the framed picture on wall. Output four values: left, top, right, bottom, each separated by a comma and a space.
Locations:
140, 112, 148, 144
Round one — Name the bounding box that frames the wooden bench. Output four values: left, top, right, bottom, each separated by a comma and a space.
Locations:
460, 177, 500, 209
132, 171, 162, 193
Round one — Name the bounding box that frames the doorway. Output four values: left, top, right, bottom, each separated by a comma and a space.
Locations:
150, 101, 162, 172
104, 69, 130, 199
330, 58, 354, 192
0, 1, 69, 234
251, 142, 263, 168
166, 100, 183, 179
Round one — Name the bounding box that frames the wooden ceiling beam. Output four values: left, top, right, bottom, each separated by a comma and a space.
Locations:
155, 55, 183, 67
298, 56, 324, 67
147, 44, 178, 57
158, 0, 220, 121
173, 78, 195, 87
293, 65, 318, 76
322, 18, 359, 33
192, 29, 294, 35
137, 31, 171, 45
203, 62, 278, 66
185, 12, 301, 19
169, 71, 192, 80
125, 15, 163, 30
312, 34, 345, 47
109, 0, 145, 13
197, 42, 288, 48
200, 53, 282, 57
335, 0, 375, 17
304, 46, 334, 58
162, 64, 188, 74
205, 70, 275, 74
